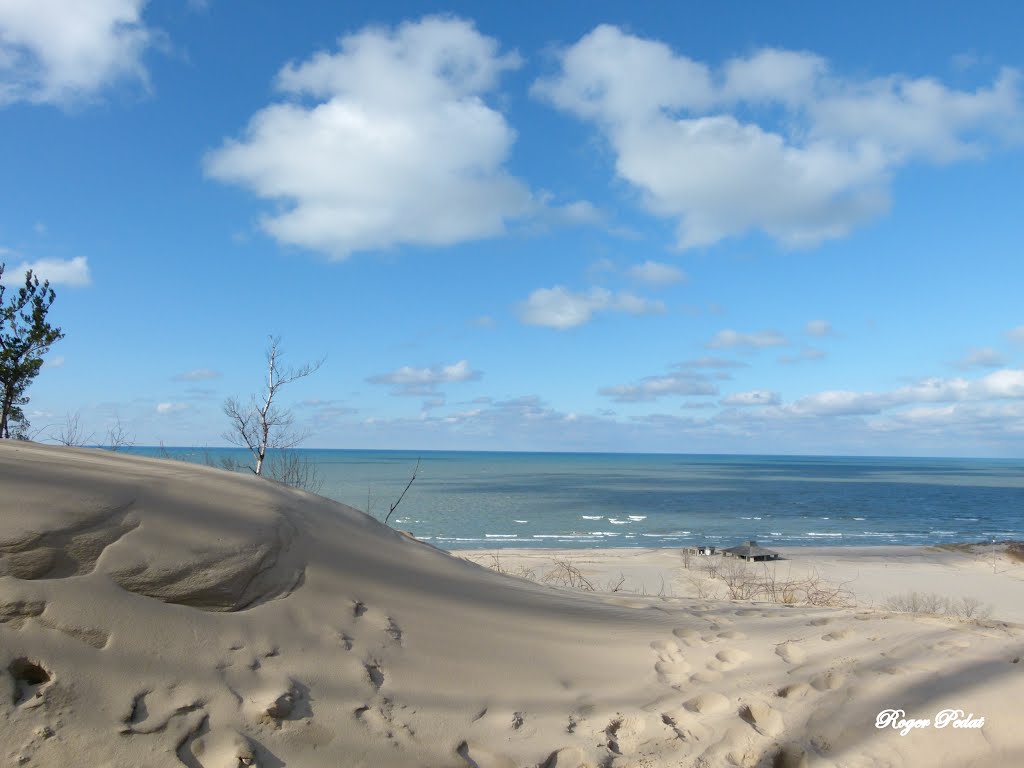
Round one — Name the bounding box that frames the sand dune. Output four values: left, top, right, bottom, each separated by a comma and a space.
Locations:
2, 443, 1022, 767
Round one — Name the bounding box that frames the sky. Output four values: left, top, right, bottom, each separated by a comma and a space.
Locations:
1, 1, 1023, 456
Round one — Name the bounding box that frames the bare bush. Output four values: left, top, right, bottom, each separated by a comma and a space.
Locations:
540, 559, 596, 591
690, 557, 855, 608
265, 450, 323, 494
884, 591, 992, 620
101, 417, 134, 451
53, 411, 93, 447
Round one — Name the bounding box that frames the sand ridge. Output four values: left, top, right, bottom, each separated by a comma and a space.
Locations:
2, 442, 1023, 767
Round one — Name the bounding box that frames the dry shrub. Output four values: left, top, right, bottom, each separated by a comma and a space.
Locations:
884, 591, 992, 620
691, 559, 855, 608
539, 559, 595, 591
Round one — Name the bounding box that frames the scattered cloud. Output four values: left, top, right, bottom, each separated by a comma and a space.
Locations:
369, 359, 481, 395
782, 368, 1024, 417
952, 347, 1005, 370
1, 256, 90, 286
628, 260, 686, 285
706, 328, 788, 349
518, 285, 664, 330
779, 346, 827, 365
599, 369, 717, 403
156, 402, 189, 414
0, 0, 152, 106
721, 389, 781, 406
535, 26, 1023, 249
43, 355, 65, 369
471, 315, 496, 329
1008, 326, 1024, 344
680, 356, 747, 369
205, 16, 536, 258
805, 319, 832, 337
172, 368, 222, 382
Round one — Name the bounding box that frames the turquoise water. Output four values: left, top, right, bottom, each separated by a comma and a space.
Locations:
128, 449, 1024, 550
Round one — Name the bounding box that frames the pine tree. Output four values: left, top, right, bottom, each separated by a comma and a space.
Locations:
0, 264, 64, 439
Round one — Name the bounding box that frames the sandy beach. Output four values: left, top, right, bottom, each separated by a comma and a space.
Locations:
2, 442, 1023, 767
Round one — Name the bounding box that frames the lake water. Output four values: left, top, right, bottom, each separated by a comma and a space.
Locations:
127, 448, 1024, 550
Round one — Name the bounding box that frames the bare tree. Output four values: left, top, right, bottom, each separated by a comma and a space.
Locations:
53, 411, 94, 447
223, 336, 323, 476
102, 416, 135, 451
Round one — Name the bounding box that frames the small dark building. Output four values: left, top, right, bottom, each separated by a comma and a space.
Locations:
685, 544, 717, 556
722, 540, 780, 562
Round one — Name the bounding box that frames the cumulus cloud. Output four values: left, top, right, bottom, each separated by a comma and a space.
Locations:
952, 347, 1005, 370
205, 16, 537, 258
369, 359, 481, 395
518, 286, 664, 330
2, 256, 91, 286
172, 368, 222, 382
706, 329, 788, 349
0, 0, 152, 106
721, 390, 781, 406
628, 260, 686, 285
535, 26, 1023, 249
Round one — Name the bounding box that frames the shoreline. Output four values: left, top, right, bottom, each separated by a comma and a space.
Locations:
456, 543, 1024, 623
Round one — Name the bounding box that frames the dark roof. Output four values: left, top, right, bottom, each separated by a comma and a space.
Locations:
723, 539, 779, 557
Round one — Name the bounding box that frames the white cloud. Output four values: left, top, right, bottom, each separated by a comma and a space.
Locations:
952, 347, 1005, 370
535, 27, 1023, 249
0, 0, 151, 106
722, 390, 780, 407
1008, 326, 1024, 344
205, 17, 535, 258
706, 329, 788, 349
784, 368, 1024, 417
518, 286, 664, 330
628, 260, 686, 285
805, 319, 832, 337
599, 370, 717, 403
172, 368, 222, 382
2, 256, 90, 286
156, 402, 188, 414
43, 355, 64, 369
369, 359, 481, 395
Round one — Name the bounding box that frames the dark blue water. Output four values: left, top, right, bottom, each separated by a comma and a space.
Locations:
127, 449, 1024, 550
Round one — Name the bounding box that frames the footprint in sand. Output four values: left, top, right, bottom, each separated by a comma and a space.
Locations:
822, 629, 851, 641
706, 649, 751, 672
776, 682, 813, 700
604, 714, 646, 755
810, 670, 846, 691
739, 701, 784, 737
661, 708, 711, 743
933, 637, 970, 651
651, 640, 691, 687
683, 692, 731, 715
775, 642, 806, 665
689, 670, 722, 684
671, 628, 707, 648
808, 617, 833, 626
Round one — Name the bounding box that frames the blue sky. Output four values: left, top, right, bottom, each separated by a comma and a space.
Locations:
2, 1, 1023, 456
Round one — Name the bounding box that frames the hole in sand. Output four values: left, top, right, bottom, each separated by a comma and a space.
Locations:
8, 658, 51, 704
